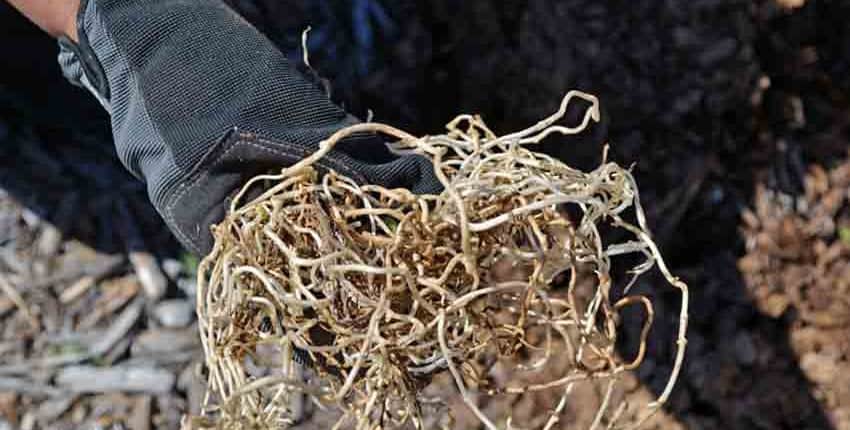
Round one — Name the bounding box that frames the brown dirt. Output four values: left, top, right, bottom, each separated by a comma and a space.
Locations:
739, 156, 850, 429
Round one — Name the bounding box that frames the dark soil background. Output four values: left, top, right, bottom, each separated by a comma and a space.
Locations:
2, 0, 850, 428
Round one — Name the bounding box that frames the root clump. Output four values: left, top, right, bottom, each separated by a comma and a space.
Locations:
190, 91, 689, 429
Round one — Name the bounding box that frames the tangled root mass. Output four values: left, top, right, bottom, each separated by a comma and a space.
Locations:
189, 91, 689, 429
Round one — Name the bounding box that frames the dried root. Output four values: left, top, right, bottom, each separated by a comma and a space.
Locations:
189, 91, 688, 429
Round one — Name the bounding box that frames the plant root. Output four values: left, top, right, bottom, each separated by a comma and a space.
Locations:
188, 90, 688, 430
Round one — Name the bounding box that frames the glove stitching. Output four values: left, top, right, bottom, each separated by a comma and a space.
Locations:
164, 137, 299, 253
165, 134, 364, 254
251, 135, 365, 179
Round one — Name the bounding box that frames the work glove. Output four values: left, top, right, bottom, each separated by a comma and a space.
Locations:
56, 0, 441, 256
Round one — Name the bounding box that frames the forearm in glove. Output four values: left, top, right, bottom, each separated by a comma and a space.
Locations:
56, 0, 440, 256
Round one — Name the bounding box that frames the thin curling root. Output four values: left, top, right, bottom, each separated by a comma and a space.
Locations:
191, 90, 689, 429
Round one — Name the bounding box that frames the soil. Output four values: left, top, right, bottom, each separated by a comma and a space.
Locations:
1, 0, 850, 428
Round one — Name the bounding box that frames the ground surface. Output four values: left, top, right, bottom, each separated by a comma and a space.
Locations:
1, 0, 850, 428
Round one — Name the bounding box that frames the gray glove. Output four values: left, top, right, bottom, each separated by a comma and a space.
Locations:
57, 0, 440, 256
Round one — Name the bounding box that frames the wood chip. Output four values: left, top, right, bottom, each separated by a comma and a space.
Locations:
131, 328, 200, 357
128, 396, 152, 430
0, 392, 17, 425
117, 199, 167, 301
58, 276, 95, 304
79, 275, 140, 329
0, 377, 66, 396
129, 252, 167, 302
35, 224, 63, 258
178, 364, 205, 417
35, 395, 76, 423
90, 296, 145, 357
56, 365, 175, 394
0, 273, 38, 330
18, 412, 34, 430
0, 298, 12, 317
30, 254, 123, 290
152, 299, 194, 328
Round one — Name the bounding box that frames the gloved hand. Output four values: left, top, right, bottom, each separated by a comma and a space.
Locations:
56, 0, 441, 256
